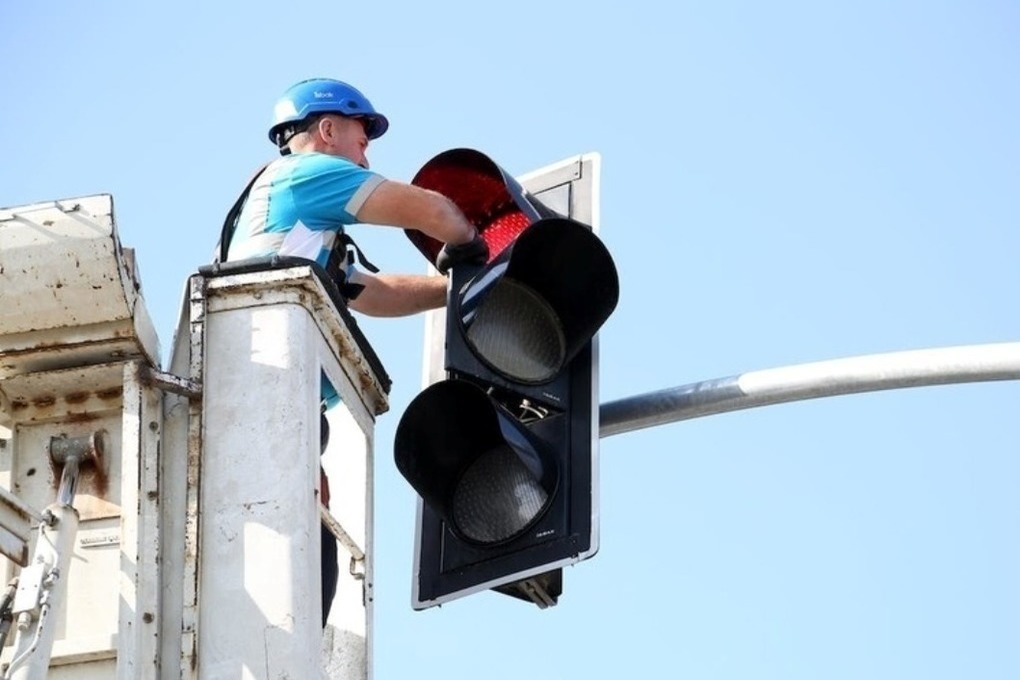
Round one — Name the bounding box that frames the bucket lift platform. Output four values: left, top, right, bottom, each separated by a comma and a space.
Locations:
0, 195, 389, 679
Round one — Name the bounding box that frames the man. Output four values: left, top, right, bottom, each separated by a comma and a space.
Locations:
222, 77, 488, 627
226, 77, 486, 308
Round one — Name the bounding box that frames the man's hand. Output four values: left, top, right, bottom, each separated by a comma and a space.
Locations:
435, 233, 489, 274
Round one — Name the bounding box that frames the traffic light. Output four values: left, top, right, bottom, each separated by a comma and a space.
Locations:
395, 149, 619, 609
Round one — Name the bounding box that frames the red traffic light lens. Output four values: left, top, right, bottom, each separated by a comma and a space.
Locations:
408, 148, 542, 266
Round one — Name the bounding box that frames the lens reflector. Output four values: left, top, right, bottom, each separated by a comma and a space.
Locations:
451, 443, 550, 544
464, 279, 566, 383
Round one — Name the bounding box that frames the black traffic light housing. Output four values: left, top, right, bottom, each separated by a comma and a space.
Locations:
395, 149, 618, 609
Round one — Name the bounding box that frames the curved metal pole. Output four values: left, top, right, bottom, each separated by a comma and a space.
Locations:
599, 342, 1020, 438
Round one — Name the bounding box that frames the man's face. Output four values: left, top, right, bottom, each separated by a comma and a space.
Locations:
321, 114, 372, 169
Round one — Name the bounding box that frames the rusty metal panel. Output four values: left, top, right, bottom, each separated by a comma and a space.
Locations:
203, 266, 390, 421
118, 361, 163, 680
0, 195, 160, 379
1, 417, 123, 673
1, 196, 126, 333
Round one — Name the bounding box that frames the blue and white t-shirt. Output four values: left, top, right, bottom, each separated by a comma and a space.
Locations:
227, 152, 385, 410
227, 152, 384, 266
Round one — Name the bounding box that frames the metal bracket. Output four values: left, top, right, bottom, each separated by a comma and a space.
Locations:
141, 366, 202, 400
319, 506, 365, 580
49, 431, 107, 508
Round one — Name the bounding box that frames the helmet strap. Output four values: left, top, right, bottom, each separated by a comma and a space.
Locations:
275, 126, 297, 155
275, 113, 323, 156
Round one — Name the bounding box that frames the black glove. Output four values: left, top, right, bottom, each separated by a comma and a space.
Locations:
435, 233, 489, 274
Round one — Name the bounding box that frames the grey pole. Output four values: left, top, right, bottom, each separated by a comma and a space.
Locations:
599, 342, 1020, 438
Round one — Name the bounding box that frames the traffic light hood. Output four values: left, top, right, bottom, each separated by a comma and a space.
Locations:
406, 148, 560, 267
394, 380, 558, 545
456, 217, 619, 384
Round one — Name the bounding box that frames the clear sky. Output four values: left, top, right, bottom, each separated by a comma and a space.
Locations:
3, 1, 1019, 678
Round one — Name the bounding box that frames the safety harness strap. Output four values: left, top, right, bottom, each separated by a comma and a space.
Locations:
215, 163, 379, 303
215, 163, 269, 264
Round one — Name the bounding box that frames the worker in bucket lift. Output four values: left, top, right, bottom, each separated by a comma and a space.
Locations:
220, 77, 489, 627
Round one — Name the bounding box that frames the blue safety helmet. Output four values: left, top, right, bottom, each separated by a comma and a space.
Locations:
268, 78, 389, 148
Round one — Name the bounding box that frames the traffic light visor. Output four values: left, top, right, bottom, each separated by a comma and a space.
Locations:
394, 380, 559, 545
407, 148, 550, 266
457, 218, 619, 384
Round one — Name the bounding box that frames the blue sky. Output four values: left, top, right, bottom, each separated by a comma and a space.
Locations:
3, 1, 1019, 678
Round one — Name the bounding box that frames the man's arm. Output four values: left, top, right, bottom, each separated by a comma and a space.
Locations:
347, 271, 446, 317
355, 180, 478, 245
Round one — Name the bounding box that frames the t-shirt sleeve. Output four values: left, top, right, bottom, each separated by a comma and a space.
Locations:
289, 154, 384, 229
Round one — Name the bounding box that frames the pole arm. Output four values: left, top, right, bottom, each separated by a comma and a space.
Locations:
599, 342, 1020, 439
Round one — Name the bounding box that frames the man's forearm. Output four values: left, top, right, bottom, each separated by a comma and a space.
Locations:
347, 272, 447, 317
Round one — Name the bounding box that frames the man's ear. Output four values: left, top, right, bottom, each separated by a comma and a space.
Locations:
317, 116, 334, 142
